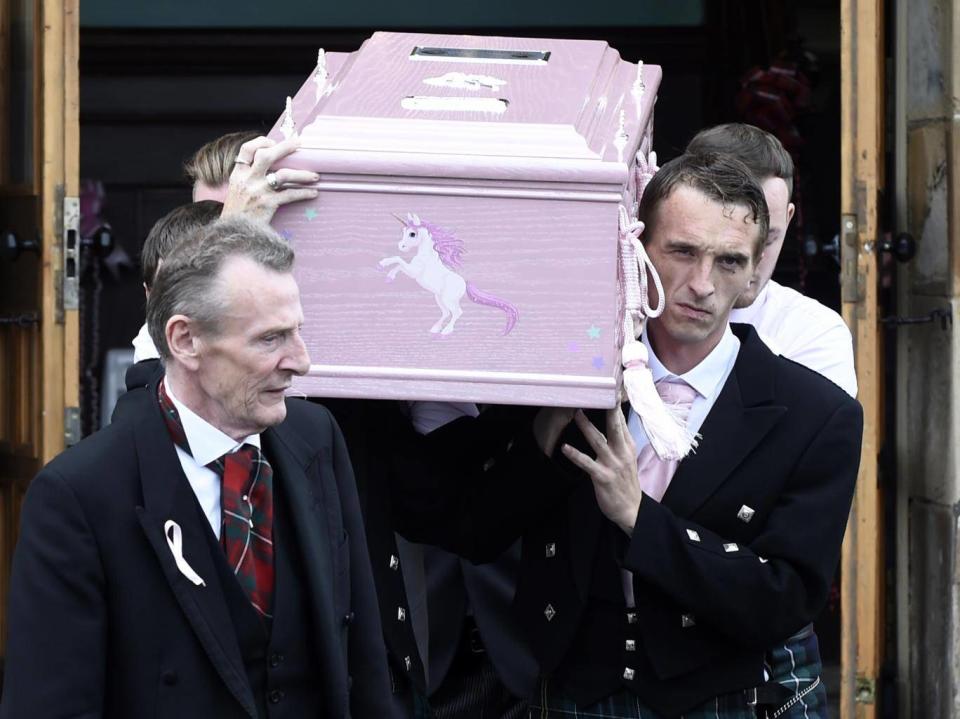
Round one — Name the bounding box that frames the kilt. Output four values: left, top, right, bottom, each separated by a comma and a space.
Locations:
527, 681, 755, 719
526, 624, 827, 719
762, 625, 827, 718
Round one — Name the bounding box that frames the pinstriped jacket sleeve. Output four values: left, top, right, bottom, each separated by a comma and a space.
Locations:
323, 410, 404, 719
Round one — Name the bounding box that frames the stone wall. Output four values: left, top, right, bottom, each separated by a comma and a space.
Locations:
901, 0, 960, 714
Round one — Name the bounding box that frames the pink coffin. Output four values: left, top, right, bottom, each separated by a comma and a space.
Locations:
269, 32, 661, 408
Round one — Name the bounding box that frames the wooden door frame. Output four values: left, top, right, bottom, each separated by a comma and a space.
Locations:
0, 0, 79, 655
839, 0, 884, 716
39, 0, 79, 464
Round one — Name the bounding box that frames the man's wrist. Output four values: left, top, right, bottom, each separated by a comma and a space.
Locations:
618, 495, 642, 536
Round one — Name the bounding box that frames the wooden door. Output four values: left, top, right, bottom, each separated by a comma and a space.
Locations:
839, 0, 885, 715
0, 0, 79, 658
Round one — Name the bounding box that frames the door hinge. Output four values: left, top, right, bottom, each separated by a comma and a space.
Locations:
64, 406, 81, 446
855, 675, 876, 704
61, 196, 80, 318
840, 213, 864, 304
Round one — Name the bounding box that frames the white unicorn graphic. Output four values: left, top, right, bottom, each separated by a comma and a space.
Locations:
379, 213, 519, 336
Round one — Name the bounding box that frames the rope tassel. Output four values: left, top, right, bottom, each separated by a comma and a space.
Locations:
618, 205, 699, 461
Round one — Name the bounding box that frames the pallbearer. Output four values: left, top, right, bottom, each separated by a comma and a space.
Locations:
389, 152, 864, 718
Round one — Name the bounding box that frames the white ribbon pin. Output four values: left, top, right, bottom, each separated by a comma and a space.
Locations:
164, 520, 206, 587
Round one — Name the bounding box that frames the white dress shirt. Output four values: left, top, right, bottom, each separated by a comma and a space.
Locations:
627, 324, 740, 458
165, 378, 261, 539
729, 279, 858, 398
132, 322, 160, 363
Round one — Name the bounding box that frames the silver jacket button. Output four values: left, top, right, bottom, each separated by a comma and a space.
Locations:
737, 504, 756, 523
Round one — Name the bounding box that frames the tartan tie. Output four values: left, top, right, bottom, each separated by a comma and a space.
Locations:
158, 382, 275, 619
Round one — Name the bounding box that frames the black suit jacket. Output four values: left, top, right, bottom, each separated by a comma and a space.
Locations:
125, 356, 163, 391
1, 376, 395, 719
394, 325, 863, 716
325, 398, 548, 705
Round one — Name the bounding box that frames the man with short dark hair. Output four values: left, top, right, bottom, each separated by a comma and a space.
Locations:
1, 217, 396, 719
140, 200, 224, 294
398, 152, 863, 718
128, 200, 223, 376
686, 123, 857, 397
686, 122, 855, 716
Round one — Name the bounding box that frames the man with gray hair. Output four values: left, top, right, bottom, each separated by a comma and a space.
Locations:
1, 217, 397, 719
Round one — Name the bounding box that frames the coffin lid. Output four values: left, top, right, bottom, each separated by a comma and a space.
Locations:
274, 32, 660, 182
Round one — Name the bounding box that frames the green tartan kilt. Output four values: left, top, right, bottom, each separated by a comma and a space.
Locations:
762, 625, 827, 718
527, 626, 827, 719
527, 683, 755, 719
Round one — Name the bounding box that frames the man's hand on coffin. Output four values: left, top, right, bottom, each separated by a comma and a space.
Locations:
532, 406, 576, 456
561, 409, 642, 536
221, 136, 320, 223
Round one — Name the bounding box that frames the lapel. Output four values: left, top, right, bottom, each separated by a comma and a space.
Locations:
131, 378, 257, 718
661, 325, 787, 518
261, 416, 339, 677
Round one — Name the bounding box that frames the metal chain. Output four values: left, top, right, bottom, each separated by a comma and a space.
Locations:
79, 251, 103, 434
770, 676, 822, 718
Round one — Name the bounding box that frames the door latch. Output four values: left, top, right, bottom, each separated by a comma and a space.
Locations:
840, 214, 864, 304
881, 307, 952, 330
62, 196, 80, 316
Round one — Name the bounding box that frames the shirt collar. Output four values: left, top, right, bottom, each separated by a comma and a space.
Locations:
642, 323, 740, 401
132, 322, 160, 361
163, 377, 261, 466
729, 280, 772, 325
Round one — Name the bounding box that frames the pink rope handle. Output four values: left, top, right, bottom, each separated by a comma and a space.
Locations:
619, 204, 664, 342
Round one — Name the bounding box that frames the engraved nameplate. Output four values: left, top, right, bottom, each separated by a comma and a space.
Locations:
411, 46, 551, 64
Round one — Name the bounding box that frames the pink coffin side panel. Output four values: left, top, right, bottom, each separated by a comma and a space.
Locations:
269, 32, 661, 408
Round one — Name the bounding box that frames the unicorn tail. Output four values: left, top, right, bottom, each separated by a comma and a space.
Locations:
465, 282, 519, 335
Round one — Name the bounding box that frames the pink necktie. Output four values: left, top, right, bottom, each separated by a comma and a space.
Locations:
623, 379, 699, 607
635, 379, 699, 502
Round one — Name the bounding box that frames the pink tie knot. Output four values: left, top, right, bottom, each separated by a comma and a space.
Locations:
656, 378, 698, 409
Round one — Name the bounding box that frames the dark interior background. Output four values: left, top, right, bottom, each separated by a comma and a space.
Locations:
77, 0, 844, 706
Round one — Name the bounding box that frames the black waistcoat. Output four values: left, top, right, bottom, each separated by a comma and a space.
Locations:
204, 477, 323, 719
